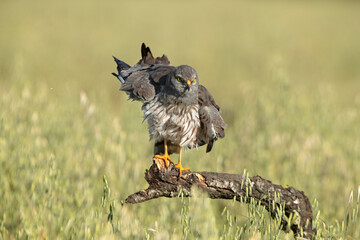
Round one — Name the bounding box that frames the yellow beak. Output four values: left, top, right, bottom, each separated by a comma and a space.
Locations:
186, 80, 191, 85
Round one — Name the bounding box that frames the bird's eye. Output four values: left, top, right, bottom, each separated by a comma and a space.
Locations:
177, 77, 181, 82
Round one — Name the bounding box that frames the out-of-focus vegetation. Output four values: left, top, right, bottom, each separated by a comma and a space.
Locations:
1, 0, 360, 239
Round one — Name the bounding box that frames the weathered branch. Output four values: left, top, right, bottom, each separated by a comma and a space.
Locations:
126, 157, 315, 239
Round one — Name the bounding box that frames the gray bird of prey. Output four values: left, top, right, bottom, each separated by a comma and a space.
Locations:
112, 43, 226, 176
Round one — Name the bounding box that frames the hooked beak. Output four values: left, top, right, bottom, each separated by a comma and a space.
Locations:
185, 80, 191, 90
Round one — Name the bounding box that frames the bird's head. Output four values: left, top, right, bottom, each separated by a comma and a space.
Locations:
169, 65, 198, 96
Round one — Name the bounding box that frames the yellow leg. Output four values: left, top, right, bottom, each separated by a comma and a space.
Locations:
154, 139, 173, 167
174, 147, 190, 177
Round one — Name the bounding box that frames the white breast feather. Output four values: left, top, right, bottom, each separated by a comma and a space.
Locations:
142, 97, 200, 149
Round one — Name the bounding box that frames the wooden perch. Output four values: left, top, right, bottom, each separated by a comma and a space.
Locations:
126, 157, 315, 239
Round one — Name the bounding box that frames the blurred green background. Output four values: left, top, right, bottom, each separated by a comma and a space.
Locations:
1, 0, 360, 239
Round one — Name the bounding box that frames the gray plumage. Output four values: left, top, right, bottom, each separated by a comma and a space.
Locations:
113, 43, 226, 156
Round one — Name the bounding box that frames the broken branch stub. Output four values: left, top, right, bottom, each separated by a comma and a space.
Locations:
125, 157, 315, 239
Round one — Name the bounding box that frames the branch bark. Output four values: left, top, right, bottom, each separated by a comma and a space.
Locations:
126, 157, 315, 239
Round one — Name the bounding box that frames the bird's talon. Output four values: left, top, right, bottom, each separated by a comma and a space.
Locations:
174, 162, 190, 177
154, 153, 173, 167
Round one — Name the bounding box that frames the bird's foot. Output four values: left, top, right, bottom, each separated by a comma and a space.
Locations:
174, 162, 190, 177
154, 153, 173, 168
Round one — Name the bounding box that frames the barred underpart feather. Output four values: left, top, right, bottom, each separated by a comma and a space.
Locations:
143, 97, 200, 149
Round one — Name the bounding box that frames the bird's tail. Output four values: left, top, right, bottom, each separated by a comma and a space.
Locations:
112, 56, 131, 84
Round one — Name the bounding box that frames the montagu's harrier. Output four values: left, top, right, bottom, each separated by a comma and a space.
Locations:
112, 43, 226, 176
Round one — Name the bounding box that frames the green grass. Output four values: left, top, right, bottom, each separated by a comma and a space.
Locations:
1, 0, 360, 239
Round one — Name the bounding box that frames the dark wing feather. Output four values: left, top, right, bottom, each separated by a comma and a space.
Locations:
119, 65, 175, 101
197, 85, 227, 152
120, 70, 154, 101
138, 43, 170, 66
114, 43, 174, 102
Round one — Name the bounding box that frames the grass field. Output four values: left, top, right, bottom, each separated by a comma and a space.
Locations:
1, 0, 360, 239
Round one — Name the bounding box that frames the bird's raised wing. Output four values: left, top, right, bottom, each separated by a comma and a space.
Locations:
119, 65, 175, 101
113, 43, 175, 102
197, 85, 227, 152
138, 43, 170, 66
